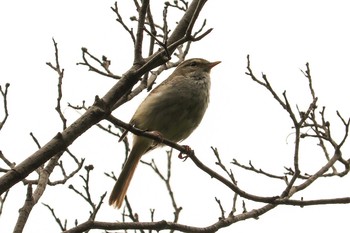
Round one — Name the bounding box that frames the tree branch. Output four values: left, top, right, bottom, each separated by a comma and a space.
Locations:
0, 83, 10, 131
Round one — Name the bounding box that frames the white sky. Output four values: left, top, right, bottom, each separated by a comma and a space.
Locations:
1, 1, 350, 232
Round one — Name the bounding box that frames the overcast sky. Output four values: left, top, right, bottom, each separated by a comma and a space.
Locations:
1, 1, 350, 232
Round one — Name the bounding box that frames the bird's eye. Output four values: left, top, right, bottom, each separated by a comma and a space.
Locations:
189, 61, 197, 67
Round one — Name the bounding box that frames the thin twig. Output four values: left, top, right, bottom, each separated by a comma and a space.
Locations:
215, 197, 225, 220
141, 149, 182, 224
46, 38, 67, 129
111, 2, 136, 43
77, 47, 121, 79
0, 83, 10, 131
231, 158, 285, 180
43, 203, 67, 231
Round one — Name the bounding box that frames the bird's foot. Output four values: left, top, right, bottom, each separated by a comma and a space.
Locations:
178, 145, 192, 161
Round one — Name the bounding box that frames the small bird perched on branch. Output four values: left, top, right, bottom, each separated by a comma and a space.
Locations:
109, 58, 221, 208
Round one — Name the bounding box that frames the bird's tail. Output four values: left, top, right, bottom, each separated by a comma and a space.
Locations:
109, 136, 151, 208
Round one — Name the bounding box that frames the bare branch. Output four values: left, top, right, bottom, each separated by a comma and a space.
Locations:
166, 0, 188, 11
46, 38, 67, 129
133, 0, 149, 64
231, 158, 285, 180
68, 165, 107, 221
189, 151, 278, 204
215, 197, 225, 220
0, 83, 10, 131
336, 111, 350, 148
141, 149, 182, 223
212, 147, 237, 184
0, 151, 16, 171
111, 2, 136, 43
42, 203, 67, 231
13, 184, 34, 233
0, 189, 9, 216
77, 47, 121, 79
300, 62, 316, 99
63, 202, 276, 233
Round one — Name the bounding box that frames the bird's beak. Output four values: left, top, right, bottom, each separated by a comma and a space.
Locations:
208, 61, 221, 69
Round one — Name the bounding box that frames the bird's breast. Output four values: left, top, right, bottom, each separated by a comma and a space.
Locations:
132, 78, 210, 142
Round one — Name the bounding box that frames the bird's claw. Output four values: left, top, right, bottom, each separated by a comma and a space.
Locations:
178, 145, 192, 161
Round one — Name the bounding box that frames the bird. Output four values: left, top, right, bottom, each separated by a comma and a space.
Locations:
109, 58, 220, 208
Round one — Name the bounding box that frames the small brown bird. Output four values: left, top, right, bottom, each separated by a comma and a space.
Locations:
109, 58, 220, 208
